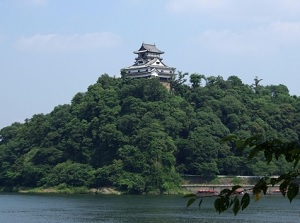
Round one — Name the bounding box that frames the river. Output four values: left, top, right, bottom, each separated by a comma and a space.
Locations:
0, 193, 299, 223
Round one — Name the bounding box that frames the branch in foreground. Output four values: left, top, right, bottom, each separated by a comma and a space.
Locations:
185, 135, 300, 215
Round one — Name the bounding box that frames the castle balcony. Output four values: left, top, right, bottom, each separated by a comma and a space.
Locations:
135, 55, 161, 60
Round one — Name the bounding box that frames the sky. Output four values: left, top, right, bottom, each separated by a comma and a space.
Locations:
1, 0, 300, 129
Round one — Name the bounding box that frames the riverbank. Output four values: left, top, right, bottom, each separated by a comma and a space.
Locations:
0, 176, 270, 195
0, 180, 188, 195
0, 186, 121, 195
0, 186, 186, 195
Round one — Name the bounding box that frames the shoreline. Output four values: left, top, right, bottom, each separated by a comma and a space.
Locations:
0, 176, 273, 195
0, 187, 190, 195
0, 186, 187, 195
0, 186, 121, 195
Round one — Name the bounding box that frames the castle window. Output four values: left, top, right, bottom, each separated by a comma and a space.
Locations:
156, 62, 160, 64
128, 71, 131, 73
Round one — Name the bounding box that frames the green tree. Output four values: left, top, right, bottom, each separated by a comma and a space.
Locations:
42, 161, 95, 187
190, 73, 204, 88
170, 71, 189, 96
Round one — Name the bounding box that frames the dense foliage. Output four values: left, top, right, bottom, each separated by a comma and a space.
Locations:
1, 73, 300, 193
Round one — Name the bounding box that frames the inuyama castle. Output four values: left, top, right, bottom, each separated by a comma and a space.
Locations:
121, 43, 176, 89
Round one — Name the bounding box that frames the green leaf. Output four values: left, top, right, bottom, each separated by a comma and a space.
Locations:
186, 197, 196, 208
254, 177, 269, 188
244, 135, 261, 147
288, 148, 300, 155
278, 173, 289, 182
248, 148, 260, 160
233, 197, 240, 216
183, 193, 197, 198
280, 179, 291, 197
241, 193, 250, 211
219, 188, 231, 196
232, 185, 242, 193
214, 198, 222, 214
287, 182, 299, 203
214, 196, 230, 214
229, 198, 234, 208
253, 177, 269, 197
221, 134, 239, 142
270, 178, 279, 187
261, 183, 268, 195
264, 150, 273, 163
214, 198, 225, 214
293, 157, 300, 169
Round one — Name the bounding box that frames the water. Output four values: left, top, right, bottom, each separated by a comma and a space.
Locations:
0, 193, 299, 223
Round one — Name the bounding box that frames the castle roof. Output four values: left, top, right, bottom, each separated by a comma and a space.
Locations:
124, 58, 175, 70
133, 43, 164, 54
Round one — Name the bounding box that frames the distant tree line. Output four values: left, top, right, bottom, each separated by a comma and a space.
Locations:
1, 73, 300, 194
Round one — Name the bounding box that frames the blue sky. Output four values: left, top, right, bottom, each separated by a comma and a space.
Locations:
1, 0, 300, 128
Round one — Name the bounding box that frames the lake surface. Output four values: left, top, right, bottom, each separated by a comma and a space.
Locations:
0, 193, 299, 223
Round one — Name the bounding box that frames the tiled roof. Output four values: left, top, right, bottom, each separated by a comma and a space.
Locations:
124, 58, 175, 70
134, 43, 164, 54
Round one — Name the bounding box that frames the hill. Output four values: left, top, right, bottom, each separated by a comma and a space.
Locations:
0, 73, 300, 194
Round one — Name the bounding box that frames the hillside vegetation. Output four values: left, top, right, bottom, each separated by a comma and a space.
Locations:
1, 73, 300, 194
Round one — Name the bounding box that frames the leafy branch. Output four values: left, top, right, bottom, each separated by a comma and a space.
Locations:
185, 134, 300, 215
184, 185, 251, 215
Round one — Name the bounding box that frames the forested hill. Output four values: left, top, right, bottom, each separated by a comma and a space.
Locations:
1, 73, 300, 194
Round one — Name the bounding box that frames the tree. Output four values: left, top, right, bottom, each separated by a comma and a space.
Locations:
227, 75, 243, 87
170, 71, 189, 95
252, 76, 263, 94
42, 161, 95, 187
176, 111, 229, 176
190, 73, 204, 88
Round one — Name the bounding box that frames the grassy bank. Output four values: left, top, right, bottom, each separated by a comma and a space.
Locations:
1, 176, 256, 195
0, 184, 119, 195
0, 185, 187, 195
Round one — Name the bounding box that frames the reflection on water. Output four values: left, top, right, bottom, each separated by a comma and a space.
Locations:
0, 193, 299, 223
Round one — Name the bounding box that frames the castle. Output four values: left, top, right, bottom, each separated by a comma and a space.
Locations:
121, 43, 176, 88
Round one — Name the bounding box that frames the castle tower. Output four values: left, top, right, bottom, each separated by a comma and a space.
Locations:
121, 43, 176, 86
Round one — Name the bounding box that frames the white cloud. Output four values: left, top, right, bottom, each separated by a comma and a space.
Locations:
17, 32, 122, 52
188, 22, 300, 56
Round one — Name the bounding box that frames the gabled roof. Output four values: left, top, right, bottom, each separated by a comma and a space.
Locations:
123, 58, 175, 70
134, 43, 164, 54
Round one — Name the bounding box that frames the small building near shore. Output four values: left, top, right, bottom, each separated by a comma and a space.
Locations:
121, 43, 176, 88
